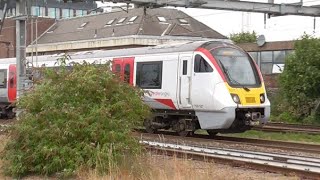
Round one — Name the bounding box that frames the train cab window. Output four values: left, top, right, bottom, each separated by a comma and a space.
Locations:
194, 55, 213, 73
136, 61, 162, 89
0, 70, 7, 88
124, 64, 130, 83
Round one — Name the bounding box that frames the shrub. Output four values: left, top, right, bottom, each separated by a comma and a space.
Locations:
276, 34, 320, 123
1, 61, 150, 178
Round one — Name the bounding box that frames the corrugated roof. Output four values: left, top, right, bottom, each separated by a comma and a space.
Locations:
36, 7, 227, 44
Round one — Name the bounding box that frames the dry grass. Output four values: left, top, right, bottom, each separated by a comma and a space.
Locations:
77, 152, 299, 180
0, 135, 299, 180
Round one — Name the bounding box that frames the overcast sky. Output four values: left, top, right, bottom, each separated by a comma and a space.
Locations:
97, 0, 320, 42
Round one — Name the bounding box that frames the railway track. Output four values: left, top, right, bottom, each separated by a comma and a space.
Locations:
135, 130, 320, 154
141, 140, 320, 179
252, 122, 320, 135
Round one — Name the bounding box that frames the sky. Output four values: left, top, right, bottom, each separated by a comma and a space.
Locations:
97, 0, 320, 42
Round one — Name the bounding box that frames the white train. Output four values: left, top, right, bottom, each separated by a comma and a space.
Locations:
0, 41, 270, 136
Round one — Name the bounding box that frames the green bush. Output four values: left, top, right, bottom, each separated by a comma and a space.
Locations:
230, 31, 257, 43
276, 34, 320, 123
1, 62, 150, 177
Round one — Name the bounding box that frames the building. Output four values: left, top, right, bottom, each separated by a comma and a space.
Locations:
26, 7, 228, 55
5, 0, 97, 19
238, 41, 294, 75
0, 17, 55, 58
0, 0, 98, 58
238, 41, 295, 88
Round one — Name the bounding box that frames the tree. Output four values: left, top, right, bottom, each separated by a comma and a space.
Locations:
229, 31, 257, 43
2, 61, 150, 177
278, 34, 320, 122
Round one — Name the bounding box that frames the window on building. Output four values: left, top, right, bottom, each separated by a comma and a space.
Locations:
248, 52, 258, 63
136, 62, 162, 89
261, 51, 273, 63
76, 10, 83, 16
178, 18, 188, 24
62, 8, 70, 18
194, 55, 213, 73
117, 17, 127, 24
261, 63, 273, 75
286, 50, 294, 56
105, 19, 115, 26
31, 6, 40, 16
157, 16, 166, 22
78, 22, 88, 29
69, 9, 74, 17
39, 6, 46, 17
55, 8, 60, 18
0, 69, 7, 88
83, 10, 87, 15
273, 51, 286, 63
128, 16, 138, 22
48, 8, 56, 18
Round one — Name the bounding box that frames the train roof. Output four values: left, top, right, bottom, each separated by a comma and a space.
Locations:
0, 40, 234, 65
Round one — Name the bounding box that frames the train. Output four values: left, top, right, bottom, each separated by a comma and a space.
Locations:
0, 40, 270, 136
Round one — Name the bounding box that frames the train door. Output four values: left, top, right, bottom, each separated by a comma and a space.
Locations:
178, 55, 192, 108
8, 64, 16, 102
112, 57, 134, 85
191, 53, 215, 110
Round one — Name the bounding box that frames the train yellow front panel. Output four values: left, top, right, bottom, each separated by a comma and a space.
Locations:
225, 83, 265, 106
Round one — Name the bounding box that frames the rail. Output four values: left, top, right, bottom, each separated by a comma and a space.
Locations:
141, 140, 320, 179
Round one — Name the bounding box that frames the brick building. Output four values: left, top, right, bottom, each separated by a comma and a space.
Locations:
0, 17, 55, 58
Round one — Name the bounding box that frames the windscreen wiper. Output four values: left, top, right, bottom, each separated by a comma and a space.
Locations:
220, 63, 250, 91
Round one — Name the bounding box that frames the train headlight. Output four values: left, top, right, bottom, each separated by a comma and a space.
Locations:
231, 94, 241, 104
260, 94, 265, 103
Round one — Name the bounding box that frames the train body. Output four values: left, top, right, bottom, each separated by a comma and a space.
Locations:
0, 41, 270, 135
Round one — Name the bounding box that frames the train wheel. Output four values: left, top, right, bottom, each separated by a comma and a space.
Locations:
207, 130, 217, 138
143, 119, 157, 134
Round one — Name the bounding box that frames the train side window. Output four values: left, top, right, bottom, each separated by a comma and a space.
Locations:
182, 60, 187, 75
0, 70, 7, 88
194, 55, 213, 73
124, 64, 130, 83
115, 64, 121, 73
136, 61, 162, 89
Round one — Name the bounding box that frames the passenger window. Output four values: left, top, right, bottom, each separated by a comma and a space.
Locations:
0, 70, 7, 88
182, 60, 187, 75
124, 64, 130, 83
136, 61, 162, 89
115, 64, 121, 73
194, 55, 213, 73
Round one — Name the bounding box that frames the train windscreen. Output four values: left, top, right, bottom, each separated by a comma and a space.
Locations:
211, 48, 261, 87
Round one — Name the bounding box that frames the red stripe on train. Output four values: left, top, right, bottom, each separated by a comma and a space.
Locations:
195, 47, 227, 82
154, 99, 176, 109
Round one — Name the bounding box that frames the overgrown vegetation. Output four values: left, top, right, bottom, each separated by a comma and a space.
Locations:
229, 31, 257, 43
224, 130, 320, 144
274, 34, 320, 124
1, 60, 150, 178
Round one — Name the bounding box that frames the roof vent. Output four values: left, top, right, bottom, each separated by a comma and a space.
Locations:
77, 22, 88, 29
157, 16, 166, 22
105, 19, 115, 26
